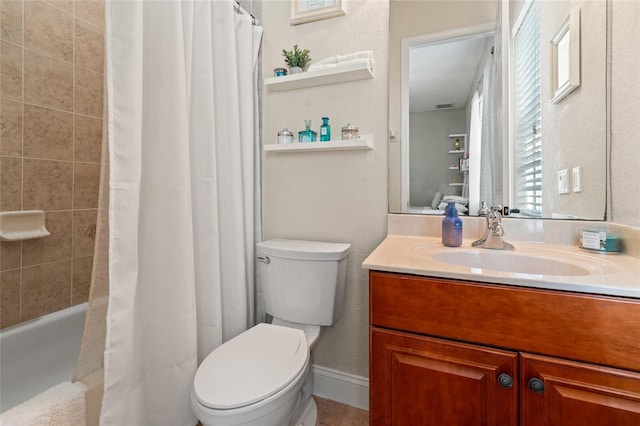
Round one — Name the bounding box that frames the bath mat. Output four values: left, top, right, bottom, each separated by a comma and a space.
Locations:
0, 381, 86, 426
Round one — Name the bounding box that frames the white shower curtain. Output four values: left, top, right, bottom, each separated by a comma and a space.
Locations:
102, 1, 262, 424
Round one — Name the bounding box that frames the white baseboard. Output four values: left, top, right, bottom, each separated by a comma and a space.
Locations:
311, 364, 369, 410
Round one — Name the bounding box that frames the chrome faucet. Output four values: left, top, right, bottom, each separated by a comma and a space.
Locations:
472, 206, 514, 250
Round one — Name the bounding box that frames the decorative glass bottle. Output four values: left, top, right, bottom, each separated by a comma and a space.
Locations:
298, 119, 317, 142
320, 117, 331, 142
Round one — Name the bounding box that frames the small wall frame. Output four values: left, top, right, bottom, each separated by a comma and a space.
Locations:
290, 0, 346, 26
550, 7, 581, 104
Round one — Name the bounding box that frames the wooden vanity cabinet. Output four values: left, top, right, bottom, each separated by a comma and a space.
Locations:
369, 271, 640, 425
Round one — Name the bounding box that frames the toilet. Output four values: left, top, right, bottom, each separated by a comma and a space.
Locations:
192, 239, 351, 426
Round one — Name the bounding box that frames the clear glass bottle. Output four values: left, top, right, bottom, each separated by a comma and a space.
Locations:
442, 201, 463, 247
298, 119, 317, 142
320, 117, 331, 142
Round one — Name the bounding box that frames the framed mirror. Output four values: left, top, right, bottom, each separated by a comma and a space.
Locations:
388, 0, 607, 220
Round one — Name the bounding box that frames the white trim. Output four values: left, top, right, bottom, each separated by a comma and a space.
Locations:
312, 365, 369, 410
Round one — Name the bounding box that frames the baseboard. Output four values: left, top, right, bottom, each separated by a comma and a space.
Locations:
312, 364, 369, 410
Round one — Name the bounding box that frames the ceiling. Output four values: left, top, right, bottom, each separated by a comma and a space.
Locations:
409, 36, 491, 113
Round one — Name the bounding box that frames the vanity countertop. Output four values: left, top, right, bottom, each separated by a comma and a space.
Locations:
363, 235, 640, 299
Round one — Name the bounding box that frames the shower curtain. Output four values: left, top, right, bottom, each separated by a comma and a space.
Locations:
102, 1, 262, 424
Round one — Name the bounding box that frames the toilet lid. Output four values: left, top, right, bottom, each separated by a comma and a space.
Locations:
193, 323, 308, 410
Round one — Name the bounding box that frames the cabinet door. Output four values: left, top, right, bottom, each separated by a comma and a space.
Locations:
370, 327, 518, 426
521, 353, 640, 426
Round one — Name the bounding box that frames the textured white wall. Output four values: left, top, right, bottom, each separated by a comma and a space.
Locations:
540, 0, 607, 219
611, 0, 640, 227
261, 1, 389, 377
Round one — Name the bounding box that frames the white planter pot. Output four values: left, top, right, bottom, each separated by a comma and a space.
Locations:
289, 66, 303, 74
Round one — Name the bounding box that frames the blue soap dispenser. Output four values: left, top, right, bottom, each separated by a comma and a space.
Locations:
442, 201, 463, 247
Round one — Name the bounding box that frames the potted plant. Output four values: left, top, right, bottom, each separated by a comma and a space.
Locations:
282, 44, 311, 74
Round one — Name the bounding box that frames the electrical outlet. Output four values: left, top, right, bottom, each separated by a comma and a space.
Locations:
572, 166, 582, 192
558, 169, 569, 194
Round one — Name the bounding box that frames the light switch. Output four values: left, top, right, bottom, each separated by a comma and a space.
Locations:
558, 169, 569, 194
572, 166, 582, 192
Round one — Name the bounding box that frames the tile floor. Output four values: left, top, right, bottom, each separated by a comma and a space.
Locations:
315, 396, 369, 426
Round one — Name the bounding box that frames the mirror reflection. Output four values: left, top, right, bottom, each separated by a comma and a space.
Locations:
388, 0, 607, 220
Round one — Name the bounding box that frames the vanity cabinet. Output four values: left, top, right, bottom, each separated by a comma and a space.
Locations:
369, 271, 640, 425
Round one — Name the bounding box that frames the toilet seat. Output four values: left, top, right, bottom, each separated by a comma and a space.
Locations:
193, 323, 309, 411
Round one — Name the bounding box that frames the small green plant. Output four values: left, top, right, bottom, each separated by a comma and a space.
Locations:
282, 44, 311, 69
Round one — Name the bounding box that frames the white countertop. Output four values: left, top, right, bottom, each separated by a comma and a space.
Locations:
363, 235, 640, 299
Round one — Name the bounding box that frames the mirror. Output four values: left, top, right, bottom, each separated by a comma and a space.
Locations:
388, 0, 607, 220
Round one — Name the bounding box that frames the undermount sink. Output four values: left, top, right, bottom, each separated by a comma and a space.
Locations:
410, 243, 621, 277
430, 251, 590, 276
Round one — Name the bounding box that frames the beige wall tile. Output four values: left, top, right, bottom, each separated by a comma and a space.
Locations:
23, 104, 73, 160
44, 0, 74, 14
74, 67, 103, 118
0, 99, 23, 156
23, 158, 73, 210
0, 268, 21, 328
75, 19, 104, 73
24, 49, 73, 111
0, 240, 21, 271
73, 209, 96, 257
75, 0, 104, 30
21, 260, 71, 321
22, 211, 72, 266
24, 1, 73, 62
1, 0, 23, 45
74, 114, 102, 163
0, 156, 22, 210
72, 255, 92, 305
1, 41, 22, 101
73, 162, 100, 208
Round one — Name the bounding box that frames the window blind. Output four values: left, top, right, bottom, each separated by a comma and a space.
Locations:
513, 0, 542, 217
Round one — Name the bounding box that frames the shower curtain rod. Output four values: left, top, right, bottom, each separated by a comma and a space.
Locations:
234, 1, 257, 25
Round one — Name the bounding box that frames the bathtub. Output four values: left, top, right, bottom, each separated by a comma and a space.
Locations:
0, 303, 87, 413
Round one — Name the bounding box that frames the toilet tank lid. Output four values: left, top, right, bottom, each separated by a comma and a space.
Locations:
257, 239, 351, 261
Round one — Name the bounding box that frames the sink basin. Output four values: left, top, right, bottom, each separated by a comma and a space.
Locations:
430, 251, 590, 276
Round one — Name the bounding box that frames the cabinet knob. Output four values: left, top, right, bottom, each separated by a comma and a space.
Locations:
528, 378, 545, 393
497, 373, 514, 388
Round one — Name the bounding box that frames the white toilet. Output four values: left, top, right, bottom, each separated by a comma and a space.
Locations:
192, 239, 351, 426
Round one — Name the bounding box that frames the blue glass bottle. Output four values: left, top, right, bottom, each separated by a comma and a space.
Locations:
298, 119, 317, 142
442, 201, 463, 247
320, 117, 331, 142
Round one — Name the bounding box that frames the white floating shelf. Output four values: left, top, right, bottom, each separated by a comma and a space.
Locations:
264, 135, 373, 153
0, 210, 50, 241
448, 150, 465, 154
264, 61, 374, 92
449, 183, 464, 187
448, 166, 460, 170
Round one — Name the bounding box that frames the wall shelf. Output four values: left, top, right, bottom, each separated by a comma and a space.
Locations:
264, 135, 372, 153
448, 150, 466, 154
449, 183, 464, 187
264, 61, 374, 92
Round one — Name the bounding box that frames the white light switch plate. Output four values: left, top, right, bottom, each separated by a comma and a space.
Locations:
572, 166, 582, 192
558, 169, 569, 194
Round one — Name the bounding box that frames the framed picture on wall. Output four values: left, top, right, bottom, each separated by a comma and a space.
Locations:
290, 0, 346, 26
550, 7, 581, 104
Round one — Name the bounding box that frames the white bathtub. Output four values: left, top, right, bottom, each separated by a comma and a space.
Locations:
0, 303, 87, 413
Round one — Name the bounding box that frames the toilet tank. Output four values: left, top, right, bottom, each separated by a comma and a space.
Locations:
257, 239, 351, 326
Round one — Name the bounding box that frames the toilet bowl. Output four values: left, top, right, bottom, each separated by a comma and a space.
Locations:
192, 239, 351, 426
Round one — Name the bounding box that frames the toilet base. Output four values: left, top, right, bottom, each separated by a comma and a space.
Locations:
292, 397, 318, 426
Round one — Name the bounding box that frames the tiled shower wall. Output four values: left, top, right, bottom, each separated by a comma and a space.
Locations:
0, 0, 104, 328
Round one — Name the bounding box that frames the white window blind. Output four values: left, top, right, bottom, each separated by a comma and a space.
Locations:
513, 0, 542, 217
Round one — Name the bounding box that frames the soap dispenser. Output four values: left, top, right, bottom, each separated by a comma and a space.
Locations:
320, 117, 331, 142
442, 201, 463, 247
